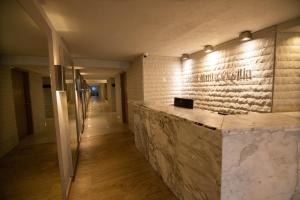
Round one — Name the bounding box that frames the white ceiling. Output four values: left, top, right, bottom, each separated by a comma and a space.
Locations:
0, 0, 48, 56
40, 0, 300, 61
2, 0, 299, 81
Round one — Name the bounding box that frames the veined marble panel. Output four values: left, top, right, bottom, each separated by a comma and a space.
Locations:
176, 120, 222, 200
133, 106, 150, 159
148, 110, 179, 194
133, 103, 300, 200
221, 128, 300, 200
133, 104, 222, 200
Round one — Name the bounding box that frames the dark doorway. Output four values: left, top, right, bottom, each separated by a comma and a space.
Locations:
11, 69, 33, 140
120, 72, 128, 123
90, 85, 99, 96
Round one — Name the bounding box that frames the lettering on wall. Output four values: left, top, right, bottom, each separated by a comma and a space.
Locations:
196, 68, 252, 82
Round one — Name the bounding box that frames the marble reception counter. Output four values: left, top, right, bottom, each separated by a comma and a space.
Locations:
132, 102, 300, 200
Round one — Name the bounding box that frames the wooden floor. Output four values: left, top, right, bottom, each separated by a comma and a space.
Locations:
69, 97, 177, 200
0, 128, 61, 200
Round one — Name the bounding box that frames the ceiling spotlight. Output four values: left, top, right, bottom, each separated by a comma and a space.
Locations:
204, 45, 214, 53
181, 53, 190, 61
239, 31, 252, 42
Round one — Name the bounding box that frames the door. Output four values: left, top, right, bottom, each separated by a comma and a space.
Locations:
11, 69, 33, 139
120, 72, 128, 123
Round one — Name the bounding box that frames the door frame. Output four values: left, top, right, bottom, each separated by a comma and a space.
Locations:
11, 68, 33, 139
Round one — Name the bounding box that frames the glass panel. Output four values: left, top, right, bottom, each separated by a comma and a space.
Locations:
64, 66, 78, 168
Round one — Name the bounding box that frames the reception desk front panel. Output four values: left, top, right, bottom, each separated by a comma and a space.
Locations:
133, 103, 300, 200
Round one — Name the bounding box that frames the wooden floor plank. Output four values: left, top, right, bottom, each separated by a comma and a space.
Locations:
69, 97, 177, 200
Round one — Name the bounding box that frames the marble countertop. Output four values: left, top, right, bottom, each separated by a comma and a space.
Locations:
132, 102, 300, 132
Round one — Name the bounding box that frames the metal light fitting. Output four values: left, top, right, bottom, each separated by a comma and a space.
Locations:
239, 31, 252, 42
204, 45, 214, 53
181, 53, 190, 61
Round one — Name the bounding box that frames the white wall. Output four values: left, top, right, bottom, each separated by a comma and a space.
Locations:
143, 55, 182, 105
126, 56, 143, 131
126, 55, 181, 130
0, 67, 19, 157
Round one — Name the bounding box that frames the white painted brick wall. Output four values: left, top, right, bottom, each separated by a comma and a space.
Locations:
127, 56, 144, 131
0, 67, 19, 157
181, 28, 275, 113
143, 56, 182, 105
127, 56, 144, 101
273, 32, 300, 112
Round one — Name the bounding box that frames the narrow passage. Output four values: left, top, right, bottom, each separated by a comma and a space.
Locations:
69, 97, 177, 200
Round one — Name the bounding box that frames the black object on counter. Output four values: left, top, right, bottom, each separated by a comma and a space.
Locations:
174, 97, 194, 109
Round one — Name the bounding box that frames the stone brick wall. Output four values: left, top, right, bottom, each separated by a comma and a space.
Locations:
126, 27, 299, 117
181, 28, 276, 114
143, 56, 182, 105
273, 32, 300, 112
0, 67, 19, 157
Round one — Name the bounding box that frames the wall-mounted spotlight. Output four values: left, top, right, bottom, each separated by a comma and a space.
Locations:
239, 31, 252, 42
181, 53, 190, 61
204, 45, 214, 53
143, 52, 149, 58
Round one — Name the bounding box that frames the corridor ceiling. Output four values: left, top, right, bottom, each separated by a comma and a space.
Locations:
0, 0, 49, 76
0, 0, 48, 57
40, 0, 300, 61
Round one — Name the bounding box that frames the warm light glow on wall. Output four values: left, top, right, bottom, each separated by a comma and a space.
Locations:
286, 36, 300, 44
205, 51, 221, 67
240, 40, 258, 63
172, 65, 182, 96
241, 40, 256, 52
182, 59, 193, 75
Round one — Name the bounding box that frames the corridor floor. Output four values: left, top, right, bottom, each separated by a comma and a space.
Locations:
0, 119, 61, 200
69, 97, 177, 200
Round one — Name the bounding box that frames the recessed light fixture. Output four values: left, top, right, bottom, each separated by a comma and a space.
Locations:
181, 53, 190, 61
204, 45, 214, 53
239, 31, 252, 42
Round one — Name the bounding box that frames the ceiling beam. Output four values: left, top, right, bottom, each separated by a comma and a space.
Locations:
0, 55, 49, 66
73, 58, 130, 69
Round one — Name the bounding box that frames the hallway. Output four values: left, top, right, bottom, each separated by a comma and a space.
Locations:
69, 97, 177, 200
